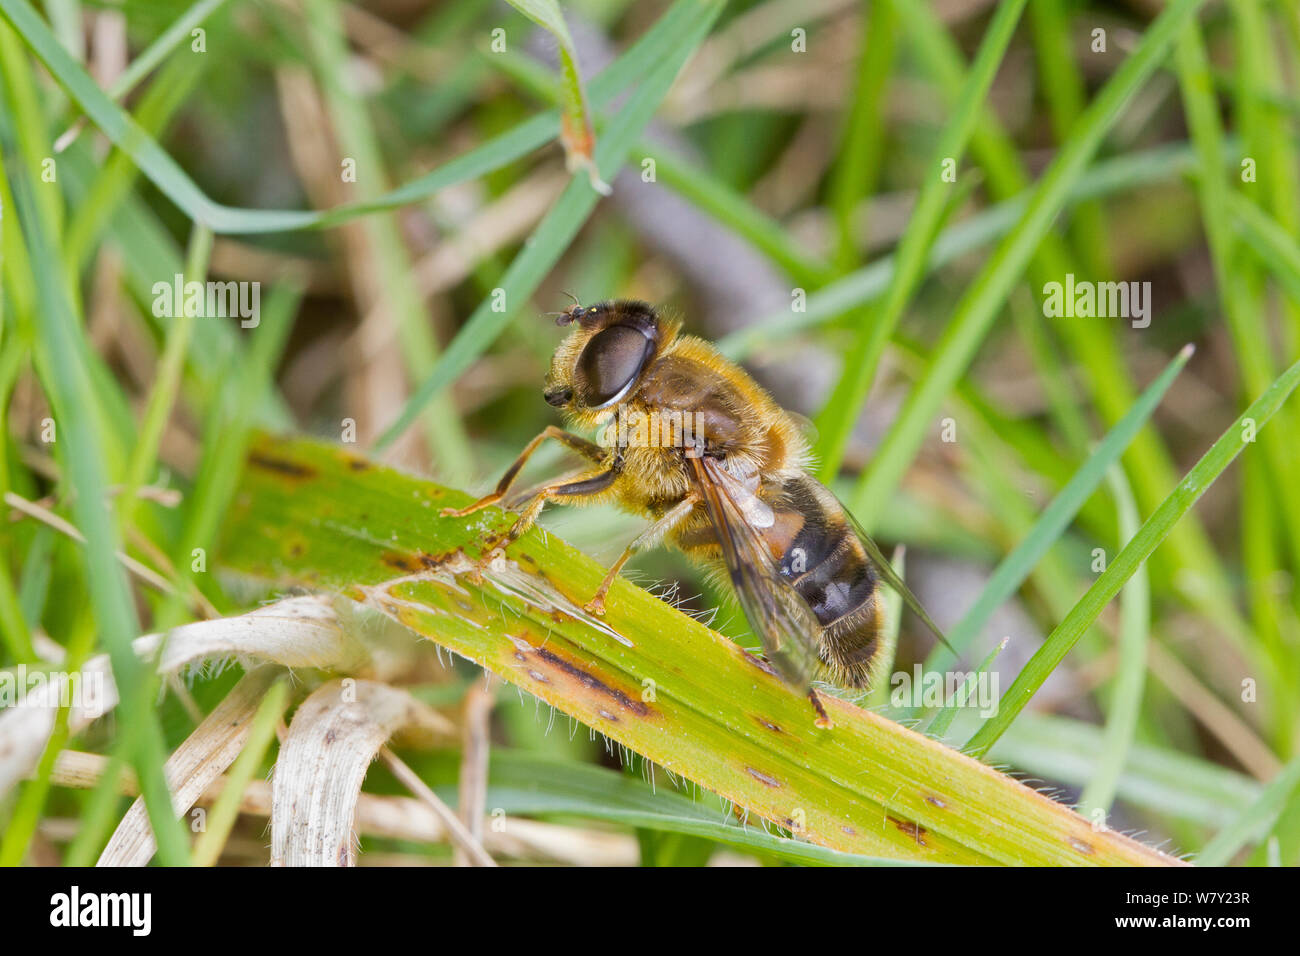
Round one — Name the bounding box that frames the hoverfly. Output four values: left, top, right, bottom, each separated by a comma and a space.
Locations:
445, 299, 949, 724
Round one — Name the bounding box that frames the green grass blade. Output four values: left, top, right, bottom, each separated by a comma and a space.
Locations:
0, 331, 35, 663
892, 0, 1244, 655
848, 0, 1208, 530
1175, 17, 1300, 570
644, 143, 834, 287
1076, 466, 1149, 822
814, 0, 1028, 480
155, 285, 302, 627
8, 171, 190, 865
301, 0, 472, 480
1231, 191, 1300, 305
64, 51, 206, 270
1028, 0, 1111, 278
990, 713, 1259, 828
0, 17, 62, 235
372, 1, 725, 452
1227, 0, 1300, 347
967, 351, 1300, 757
925, 638, 1007, 738
1198, 756, 1300, 865
718, 138, 1224, 360
504, 0, 606, 192
117, 223, 211, 533
921, 345, 1191, 675
476, 42, 834, 287
0, 0, 701, 233
104, 0, 231, 105
828, 0, 896, 274
56, 148, 291, 426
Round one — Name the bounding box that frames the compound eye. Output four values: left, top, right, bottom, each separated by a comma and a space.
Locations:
577, 324, 654, 407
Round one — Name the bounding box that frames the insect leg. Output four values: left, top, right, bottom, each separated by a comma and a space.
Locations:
478, 461, 622, 562
442, 426, 607, 517
583, 493, 700, 616
808, 689, 833, 729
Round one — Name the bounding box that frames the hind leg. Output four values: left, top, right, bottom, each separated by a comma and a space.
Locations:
808, 689, 833, 729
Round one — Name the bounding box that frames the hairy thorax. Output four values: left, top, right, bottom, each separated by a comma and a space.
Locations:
591, 339, 809, 521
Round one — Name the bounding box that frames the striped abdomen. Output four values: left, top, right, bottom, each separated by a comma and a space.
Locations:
761, 473, 885, 687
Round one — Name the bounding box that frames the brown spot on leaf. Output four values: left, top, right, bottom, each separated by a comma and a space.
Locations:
1069, 836, 1096, 855
381, 551, 420, 574
924, 794, 947, 809
745, 767, 782, 788
248, 451, 316, 481
754, 716, 783, 734
742, 650, 780, 679
888, 816, 928, 845
515, 639, 652, 718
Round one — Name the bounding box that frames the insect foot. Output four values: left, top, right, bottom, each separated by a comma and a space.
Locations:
440, 497, 496, 518
808, 689, 834, 729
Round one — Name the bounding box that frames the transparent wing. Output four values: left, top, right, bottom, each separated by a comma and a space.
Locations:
835, 494, 955, 655
689, 457, 823, 690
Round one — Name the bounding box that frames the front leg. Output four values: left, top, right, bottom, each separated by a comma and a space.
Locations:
478, 459, 622, 564
441, 426, 607, 518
